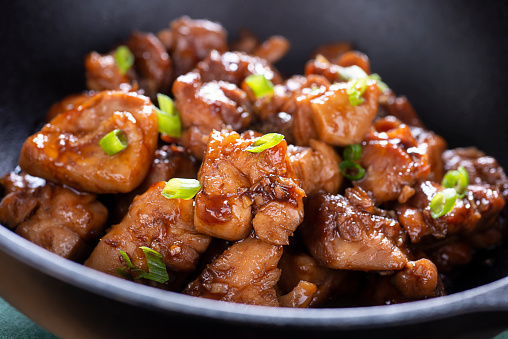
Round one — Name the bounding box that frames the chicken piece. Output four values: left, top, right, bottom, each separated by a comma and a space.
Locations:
170, 16, 228, 77
183, 235, 283, 307
310, 42, 352, 63
195, 130, 305, 245
252, 112, 295, 145
378, 90, 425, 128
278, 281, 317, 308
252, 36, 290, 64
305, 55, 353, 84
396, 181, 505, 243
230, 28, 260, 54
85, 52, 132, 92
278, 250, 356, 307
354, 116, 438, 203
85, 182, 210, 290
0, 176, 108, 261
412, 126, 447, 182
46, 91, 95, 122
287, 139, 342, 195
19, 91, 158, 194
334, 50, 371, 74
127, 31, 172, 98
299, 192, 408, 271
1, 170, 46, 195
197, 50, 282, 87
443, 147, 508, 200
173, 72, 252, 159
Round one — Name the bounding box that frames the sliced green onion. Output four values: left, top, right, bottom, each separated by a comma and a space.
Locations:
336, 65, 368, 81
246, 133, 284, 153
367, 73, 389, 92
155, 93, 181, 137
441, 166, 469, 198
244, 74, 274, 99
100, 129, 128, 155
344, 144, 362, 161
114, 45, 134, 75
161, 178, 201, 199
117, 248, 169, 284
430, 188, 457, 219
339, 160, 365, 180
117, 249, 148, 279
346, 78, 368, 106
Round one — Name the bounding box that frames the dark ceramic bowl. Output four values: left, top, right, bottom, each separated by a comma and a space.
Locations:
1, 1, 508, 338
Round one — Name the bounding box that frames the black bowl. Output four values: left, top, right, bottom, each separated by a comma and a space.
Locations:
1, 1, 508, 338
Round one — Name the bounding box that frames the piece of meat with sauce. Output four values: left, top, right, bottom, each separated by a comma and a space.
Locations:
443, 147, 508, 200
287, 139, 342, 195
173, 71, 252, 159
378, 90, 425, 128
299, 191, 408, 271
170, 16, 228, 77
183, 235, 283, 306
19, 91, 159, 194
354, 116, 445, 203
46, 91, 96, 122
85, 52, 132, 92
195, 130, 305, 245
85, 182, 210, 291
252, 36, 290, 64
252, 111, 295, 145
310, 42, 352, 63
0, 174, 108, 261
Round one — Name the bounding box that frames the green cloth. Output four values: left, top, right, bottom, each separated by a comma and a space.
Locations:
0, 298, 57, 339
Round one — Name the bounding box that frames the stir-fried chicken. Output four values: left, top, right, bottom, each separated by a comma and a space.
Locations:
19, 91, 158, 194
46, 91, 96, 122
195, 130, 305, 245
0, 173, 108, 261
85, 182, 210, 290
85, 52, 132, 92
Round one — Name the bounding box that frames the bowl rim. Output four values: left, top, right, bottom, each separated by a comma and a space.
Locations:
1, 224, 507, 329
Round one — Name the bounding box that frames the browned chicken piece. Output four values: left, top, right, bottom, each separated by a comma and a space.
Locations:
127, 31, 172, 98
299, 192, 409, 271
252, 36, 290, 64
85, 182, 211, 290
334, 50, 371, 74
278, 281, 317, 308
354, 116, 442, 204
46, 91, 96, 122
443, 147, 508, 200
278, 250, 357, 307
0, 175, 108, 261
419, 238, 474, 272
1, 170, 46, 195
85, 51, 132, 92
195, 130, 305, 245
378, 90, 425, 128
287, 139, 342, 195
305, 55, 354, 84
173, 71, 252, 160
170, 16, 228, 77
396, 181, 505, 243
252, 112, 295, 145
108, 145, 199, 223
310, 42, 352, 63
197, 50, 283, 87
19, 91, 158, 194
230, 28, 260, 54
183, 235, 283, 306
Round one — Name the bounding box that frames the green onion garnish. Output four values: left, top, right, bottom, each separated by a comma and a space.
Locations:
335, 65, 389, 92
161, 178, 201, 199
100, 129, 128, 156
346, 78, 368, 106
344, 144, 362, 161
155, 93, 181, 137
441, 166, 469, 198
339, 160, 365, 181
246, 133, 284, 153
114, 46, 134, 75
117, 247, 169, 284
366, 73, 389, 93
244, 74, 274, 99
430, 188, 457, 219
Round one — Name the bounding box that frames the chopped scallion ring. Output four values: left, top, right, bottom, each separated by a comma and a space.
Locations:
430, 188, 457, 219
117, 247, 169, 284
244, 74, 274, 99
155, 93, 182, 137
346, 78, 368, 106
162, 178, 201, 199
339, 160, 365, 181
441, 166, 469, 198
246, 133, 284, 153
114, 45, 134, 75
367, 73, 389, 92
344, 144, 362, 161
100, 129, 128, 156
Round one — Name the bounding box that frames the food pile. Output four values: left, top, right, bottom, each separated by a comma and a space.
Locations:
1, 17, 507, 308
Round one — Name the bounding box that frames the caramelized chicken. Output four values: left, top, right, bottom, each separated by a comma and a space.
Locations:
252, 36, 290, 64
310, 42, 352, 63
195, 130, 305, 245
378, 91, 425, 128
0, 174, 108, 261
46, 91, 95, 122
19, 91, 158, 193
299, 192, 408, 271
278, 281, 317, 308
85, 182, 210, 290
85, 52, 132, 92
183, 235, 283, 306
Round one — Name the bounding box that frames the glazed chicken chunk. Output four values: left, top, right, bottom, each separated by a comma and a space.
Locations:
194, 130, 305, 245
19, 91, 159, 194
0, 173, 108, 261
85, 182, 211, 290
